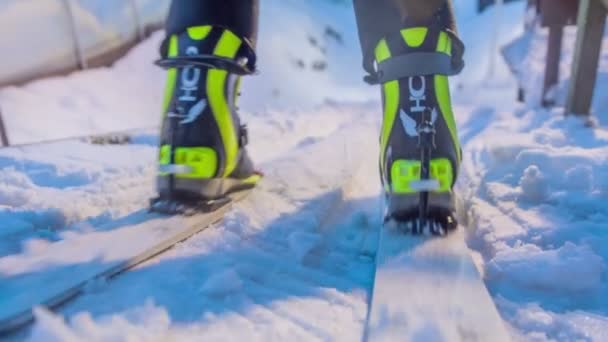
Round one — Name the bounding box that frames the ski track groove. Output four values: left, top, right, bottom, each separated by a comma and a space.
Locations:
10, 120, 375, 340
163, 141, 371, 339
243, 278, 364, 341
243, 301, 324, 341
1, 98, 519, 340
245, 284, 331, 341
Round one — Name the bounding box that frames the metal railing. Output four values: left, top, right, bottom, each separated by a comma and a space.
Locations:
0, 0, 167, 147
0, 0, 167, 87
62, 0, 88, 70
62, 0, 156, 71
0, 106, 8, 147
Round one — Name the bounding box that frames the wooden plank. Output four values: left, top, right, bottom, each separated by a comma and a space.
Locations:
565, 0, 607, 115
543, 26, 564, 107
539, 0, 579, 27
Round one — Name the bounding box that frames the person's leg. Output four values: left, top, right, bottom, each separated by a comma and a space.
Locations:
354, 0, 458, 76
165, 0, 259, 46
153, 0, 261, 210
353, 0, 464, 233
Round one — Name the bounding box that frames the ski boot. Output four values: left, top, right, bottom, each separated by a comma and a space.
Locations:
366, 26, 465, 235
150, 26, 262, 215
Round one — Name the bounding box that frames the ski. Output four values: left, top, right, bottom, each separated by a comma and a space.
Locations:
364, 103, 509, 341
364, 222, 510, 341
0, 188, 252, 335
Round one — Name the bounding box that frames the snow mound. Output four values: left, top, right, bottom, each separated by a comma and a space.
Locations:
288, 231, 322, 262
488, 242, 604, 293
200, 269, 244, 297
498, 297, 608, 341
1, 101, 376, 340
28, 301, 171, 342
518, 165, 549, 204
460, 85, 608, 339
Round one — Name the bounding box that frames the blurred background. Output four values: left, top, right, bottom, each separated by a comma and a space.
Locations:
0, 0, 534, 146
1, 0, 604, 147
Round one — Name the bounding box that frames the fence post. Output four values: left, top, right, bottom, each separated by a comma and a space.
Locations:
542, 25, 563, 107
62, 0, 88, 70
518, 0, 540, 102
0, 106, 9, 147
565, 0, 606, 116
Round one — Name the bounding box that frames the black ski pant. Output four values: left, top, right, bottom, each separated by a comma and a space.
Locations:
165, 0, 457, 74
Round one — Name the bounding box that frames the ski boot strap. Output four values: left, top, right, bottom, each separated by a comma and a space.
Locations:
156, 28, 257, 76
238, 124, 249, 148
364, 28, 465, 85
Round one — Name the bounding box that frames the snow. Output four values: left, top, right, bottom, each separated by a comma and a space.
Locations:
497, 298, 608, 341
0, 105, 378, 341
23, 131, 373, 340
28, 303, 172, 342
200, 269, 244, 297
454, 0, 527, 85
488, 242, 604, 293
518, 165, 549, 203
460, 90, 608, 338
1, 0, 608, 340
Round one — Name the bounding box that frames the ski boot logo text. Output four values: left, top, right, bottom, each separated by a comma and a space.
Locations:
179, 46, 201, 102
176, 45, 206, 125
400, 76, 436, 137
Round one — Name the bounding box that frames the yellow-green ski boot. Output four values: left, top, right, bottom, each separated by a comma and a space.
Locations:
369, 26, 465, 235
151, 26, 262, 214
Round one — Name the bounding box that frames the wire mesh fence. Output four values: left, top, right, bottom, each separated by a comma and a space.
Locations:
0, 0, 169, 87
